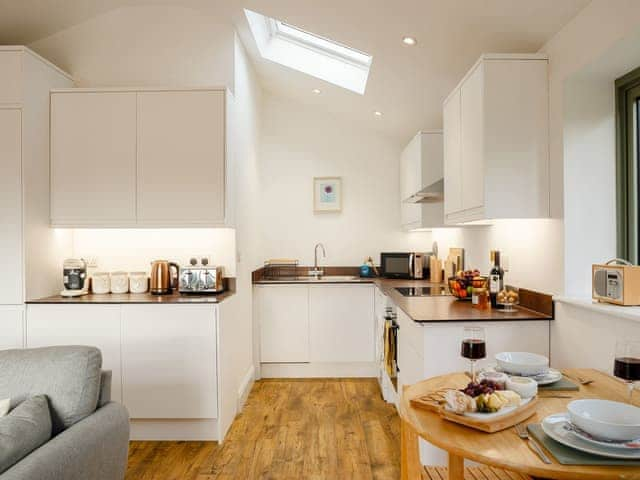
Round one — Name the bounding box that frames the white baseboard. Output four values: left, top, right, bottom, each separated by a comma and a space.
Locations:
237, 364, 255, 410
260, 362, 378, 378
130, 418, 218, 441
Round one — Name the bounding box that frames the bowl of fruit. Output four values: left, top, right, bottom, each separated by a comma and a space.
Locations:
448, 270, 486, 301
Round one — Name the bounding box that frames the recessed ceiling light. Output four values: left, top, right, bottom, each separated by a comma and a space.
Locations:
312, 88, 321, 94
402, 36, 417, 46
374, 111, 383, 117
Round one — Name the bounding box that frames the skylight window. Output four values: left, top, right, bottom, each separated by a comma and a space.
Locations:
244, 9, 372, 94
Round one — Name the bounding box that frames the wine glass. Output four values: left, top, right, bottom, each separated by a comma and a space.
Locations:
461, 327, 486, 383
614, 339, 640, 404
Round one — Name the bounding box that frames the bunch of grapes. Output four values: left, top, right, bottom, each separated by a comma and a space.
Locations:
460, 379, 503, 397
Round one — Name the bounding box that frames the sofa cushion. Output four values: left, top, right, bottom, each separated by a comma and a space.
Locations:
0, 395, 52, 474
0, 346, 102, 434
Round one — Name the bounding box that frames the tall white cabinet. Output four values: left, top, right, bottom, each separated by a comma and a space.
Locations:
443, 54, 549, 224
50, 87, 233, 227
0, 47, 73, 346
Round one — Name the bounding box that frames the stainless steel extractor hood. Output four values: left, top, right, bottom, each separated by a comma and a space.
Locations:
404, 178, 444, 204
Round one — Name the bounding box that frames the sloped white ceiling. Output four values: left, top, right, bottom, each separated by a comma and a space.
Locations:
0, 0, 590, 142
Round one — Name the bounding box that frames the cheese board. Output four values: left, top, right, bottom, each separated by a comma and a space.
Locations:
410, 388, 538, 433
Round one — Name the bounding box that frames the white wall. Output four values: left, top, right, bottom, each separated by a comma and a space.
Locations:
216, 34, 263, 430
28, 5, 234, 90
540, 0, 640, 298
70, 228, 236, 277
431, 219, 563, 293
534, 0, 640, 368
26, 3, 241, 285
257, 94, 432, 266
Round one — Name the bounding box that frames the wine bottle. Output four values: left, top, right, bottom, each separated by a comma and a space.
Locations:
489, 250, 504, 308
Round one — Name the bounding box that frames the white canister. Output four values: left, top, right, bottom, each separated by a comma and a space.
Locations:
129, 272, 149, 294
92, 272, 110, 294
506, 376, 539, 399
110, 272, 129, 294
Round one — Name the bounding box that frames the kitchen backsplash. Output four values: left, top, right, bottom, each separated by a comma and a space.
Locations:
69, 228, 237, 277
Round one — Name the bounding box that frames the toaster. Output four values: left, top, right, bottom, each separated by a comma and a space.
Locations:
179, 263, 224, 294
592, 259, 640, 305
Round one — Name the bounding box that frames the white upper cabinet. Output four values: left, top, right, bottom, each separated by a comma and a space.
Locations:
136, 91, 226, 225
51, 92, 137, 225
443, 89, 462, 216
50, 88, 232, 227
400, 131, 445, 230
443, 54, 549, 224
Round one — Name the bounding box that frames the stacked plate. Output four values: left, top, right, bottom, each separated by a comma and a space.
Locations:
541, 400, 640, 459
490, 352, 563, 385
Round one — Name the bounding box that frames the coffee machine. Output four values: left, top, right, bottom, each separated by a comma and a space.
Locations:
61, 258, 88, 297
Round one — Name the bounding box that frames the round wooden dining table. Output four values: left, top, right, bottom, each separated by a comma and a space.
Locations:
399, 369, 640, 480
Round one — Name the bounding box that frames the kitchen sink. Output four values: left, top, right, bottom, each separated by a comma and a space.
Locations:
308, 275, 361, 282
258, 275, 366, 283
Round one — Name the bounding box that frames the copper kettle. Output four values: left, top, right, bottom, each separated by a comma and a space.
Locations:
150, 260, 179, 295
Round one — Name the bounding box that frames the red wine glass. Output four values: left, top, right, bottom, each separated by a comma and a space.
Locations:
461, 327, 486, 383
614, 339, 640, 404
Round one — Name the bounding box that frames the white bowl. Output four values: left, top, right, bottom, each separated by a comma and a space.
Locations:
495, 351, 549, 375
568, 399, 640, 442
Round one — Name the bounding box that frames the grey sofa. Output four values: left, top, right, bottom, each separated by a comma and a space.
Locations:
0, 346, 130, 480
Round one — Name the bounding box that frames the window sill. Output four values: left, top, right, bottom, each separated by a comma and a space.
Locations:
554, 296, 640, 323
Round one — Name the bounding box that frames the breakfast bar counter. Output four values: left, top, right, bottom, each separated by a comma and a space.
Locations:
400, 370, 639, 480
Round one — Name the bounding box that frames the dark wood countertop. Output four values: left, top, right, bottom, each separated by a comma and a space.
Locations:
375, 278, 552, 322
26, 290, 235, 305
251, 267, 553, 323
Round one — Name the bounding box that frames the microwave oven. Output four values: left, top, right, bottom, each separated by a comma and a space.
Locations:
380, 252, 427, 279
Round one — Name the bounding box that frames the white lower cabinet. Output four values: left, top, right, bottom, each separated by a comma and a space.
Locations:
25, 305, 122, 402
0, 306, 24, 350
390, 302, 551, 467
256, 285, 310, 363
309, 284, 374, 362
25, 304, 218, 421
256, 283, 376, 374
121, 304, 217, 419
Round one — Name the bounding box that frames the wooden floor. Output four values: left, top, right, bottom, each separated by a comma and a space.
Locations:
126, 378, 401, 480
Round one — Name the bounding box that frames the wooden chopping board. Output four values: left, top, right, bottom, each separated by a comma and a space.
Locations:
410, 388, 538, 433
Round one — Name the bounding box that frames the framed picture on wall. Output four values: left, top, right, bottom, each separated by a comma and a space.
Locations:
313, 177, 342, 213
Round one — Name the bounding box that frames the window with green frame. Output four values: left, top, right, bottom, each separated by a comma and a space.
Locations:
616, 66, 640, 264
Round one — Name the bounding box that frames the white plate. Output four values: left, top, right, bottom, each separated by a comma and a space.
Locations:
567, 421, 640, 450
489, 366, 563, 385
445, 396, 533, 422
541, 413, 640, 459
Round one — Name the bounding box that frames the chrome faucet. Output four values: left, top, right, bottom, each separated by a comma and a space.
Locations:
309, 243, 326, 278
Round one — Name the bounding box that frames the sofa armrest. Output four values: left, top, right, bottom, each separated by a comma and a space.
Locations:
99, 370, 112, 407
1, 402, 129, 480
